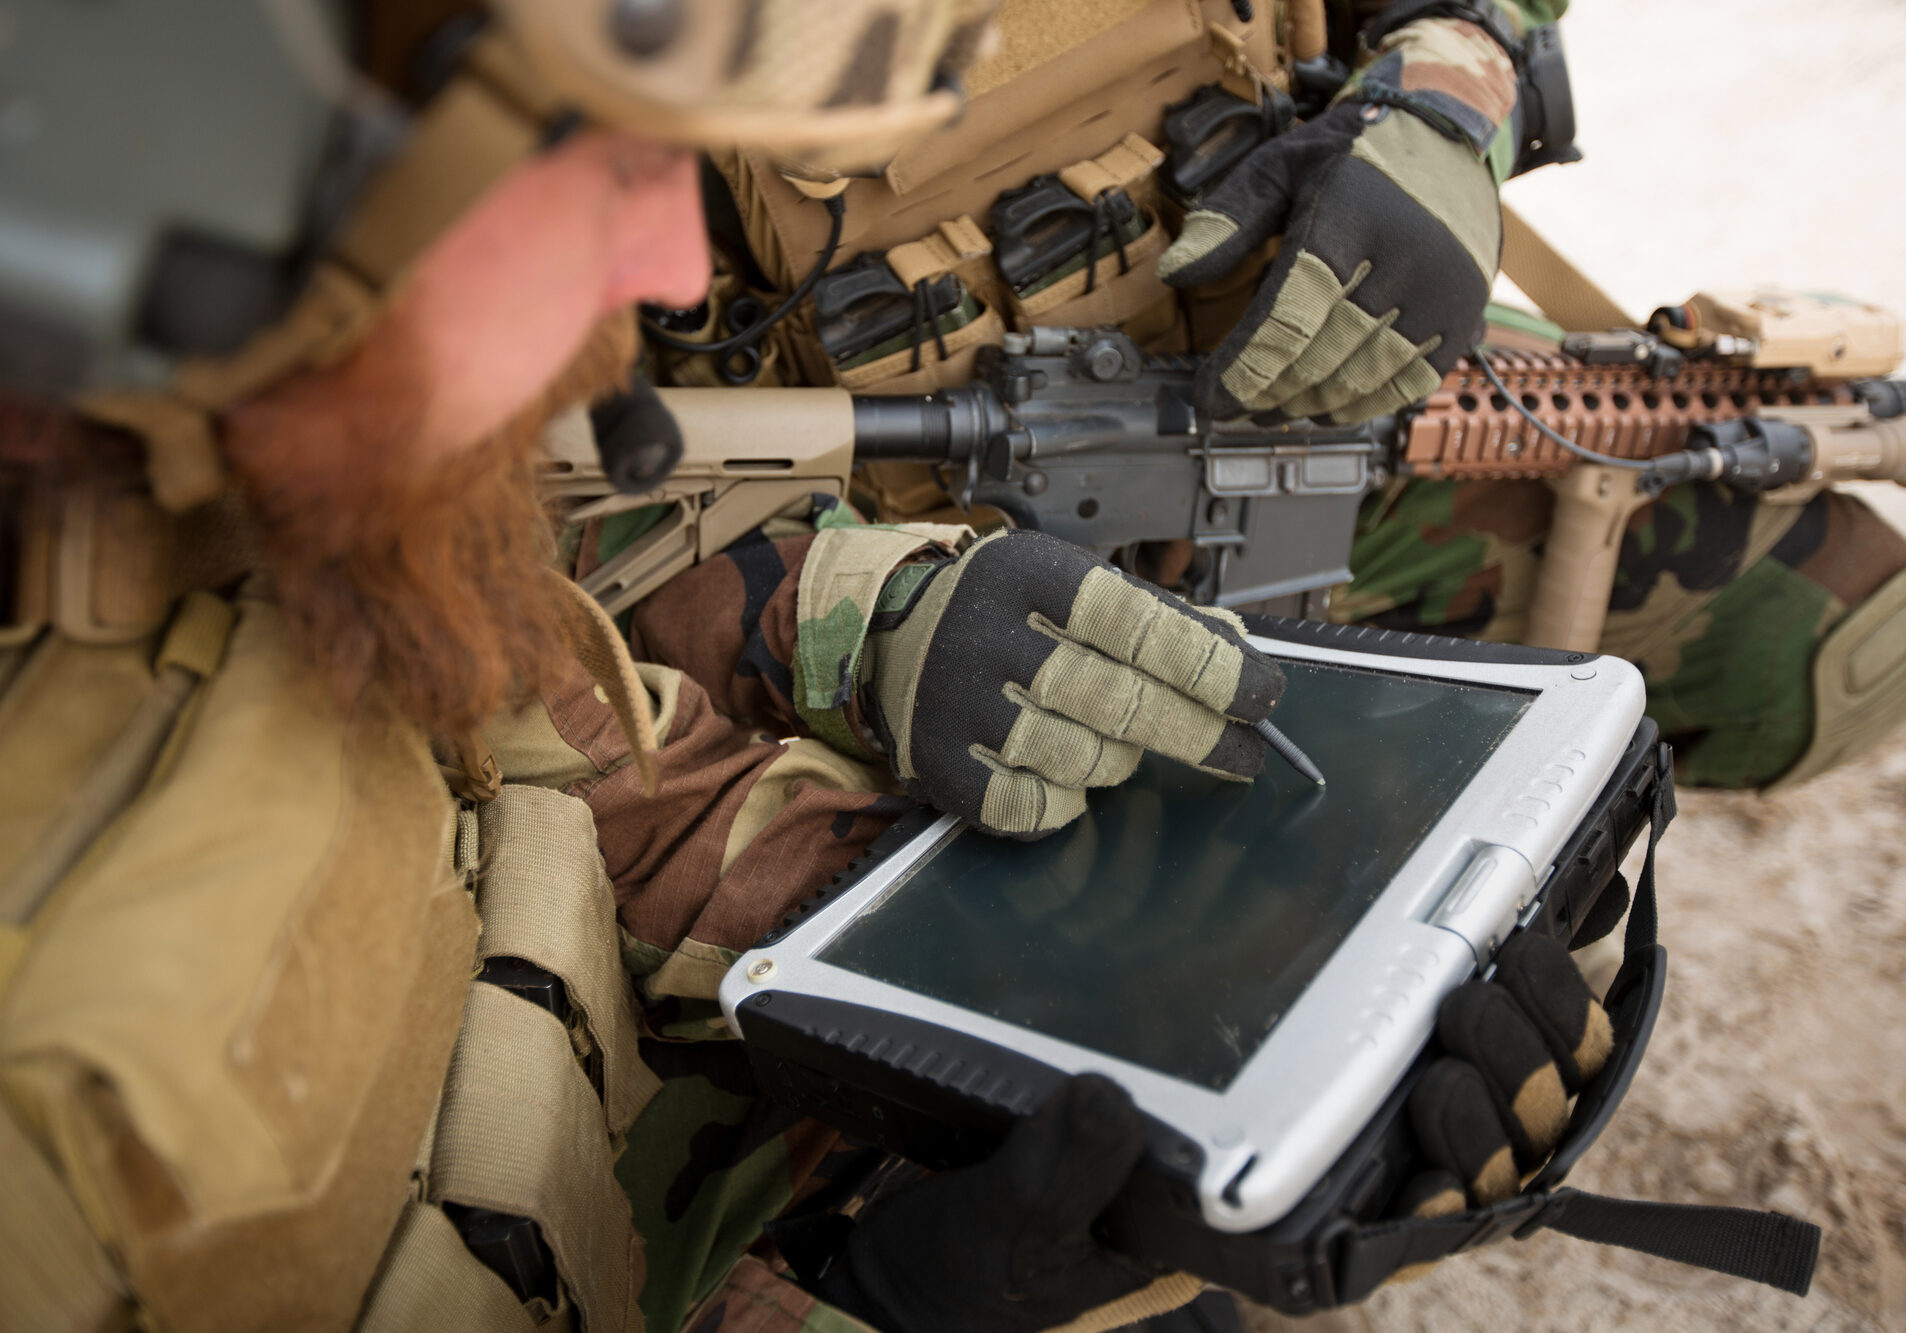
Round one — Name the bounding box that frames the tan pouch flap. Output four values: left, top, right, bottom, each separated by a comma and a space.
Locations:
473, 786, 660, 1134
886, 216, 994, 290
1057, 133, 1166, 208
429, 983, 642, 1333
0, 592, 478, 1332
356, 1199, 538, 1333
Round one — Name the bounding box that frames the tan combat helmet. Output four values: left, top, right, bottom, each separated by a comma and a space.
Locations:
1, 0, 996, 506
495, 0, 1000, 175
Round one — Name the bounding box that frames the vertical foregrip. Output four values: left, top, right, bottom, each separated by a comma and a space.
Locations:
1526, 465, 1650, 653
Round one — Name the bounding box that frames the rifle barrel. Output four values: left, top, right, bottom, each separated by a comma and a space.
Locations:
851, 385, 1012, 462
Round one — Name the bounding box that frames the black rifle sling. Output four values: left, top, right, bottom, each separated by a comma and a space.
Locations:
1327, 747, 1822, 1301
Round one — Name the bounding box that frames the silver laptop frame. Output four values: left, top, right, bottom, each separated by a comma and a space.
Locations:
720, 636, 1645, 1233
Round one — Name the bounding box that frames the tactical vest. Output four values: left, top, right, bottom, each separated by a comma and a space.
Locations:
668, 0, 1299, 401
0, 466, 664, 1333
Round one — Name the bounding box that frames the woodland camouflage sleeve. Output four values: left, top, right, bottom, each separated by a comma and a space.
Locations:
601, 494, 965, 756
1341, 0, 1555, 182
581, 496, 840, 735
545, 496, 964, 1024
528, 508, 959, 1332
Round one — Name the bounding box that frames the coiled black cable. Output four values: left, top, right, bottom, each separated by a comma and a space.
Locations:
641, 193, 847, 357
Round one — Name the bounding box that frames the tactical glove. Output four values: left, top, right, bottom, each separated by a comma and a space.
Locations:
858, 529, 1285, 838
1403, 930, 1614, 1213
817, 1073, 1158, 1333
1156, 14, 1519, 424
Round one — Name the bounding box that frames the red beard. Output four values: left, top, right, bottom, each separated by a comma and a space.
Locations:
222, 310, 638, 738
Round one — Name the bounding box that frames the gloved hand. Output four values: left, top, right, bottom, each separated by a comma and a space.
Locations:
858, 529, 1285, 838
1402, 930, 1613, 1214
1156, 95, 1504, 424
817, 1074, 1158, 1333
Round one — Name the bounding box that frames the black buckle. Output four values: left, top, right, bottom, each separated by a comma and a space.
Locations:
1456, 1190, 1551, 1252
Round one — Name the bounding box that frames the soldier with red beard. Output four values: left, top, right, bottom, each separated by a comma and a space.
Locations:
0, 4, 1628, 1329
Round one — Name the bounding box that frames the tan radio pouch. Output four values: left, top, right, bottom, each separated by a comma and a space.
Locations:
0, 568, 663, 1331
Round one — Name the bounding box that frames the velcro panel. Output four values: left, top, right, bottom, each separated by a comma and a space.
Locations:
429, 983, 642, 1333
356, 1198, 538, 1333
474, 785, 659, 1134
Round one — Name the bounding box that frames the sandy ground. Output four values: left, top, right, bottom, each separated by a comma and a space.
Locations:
1244, 4, 1906, 1327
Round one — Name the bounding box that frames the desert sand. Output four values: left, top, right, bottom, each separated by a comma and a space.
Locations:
1248, 3, 1906, 1327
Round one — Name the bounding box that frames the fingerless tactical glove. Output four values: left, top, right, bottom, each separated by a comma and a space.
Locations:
859, 530, 1284, 838
1157, 15, 1518, 423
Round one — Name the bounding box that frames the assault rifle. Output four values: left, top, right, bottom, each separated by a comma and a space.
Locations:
546, 302, 1906, 648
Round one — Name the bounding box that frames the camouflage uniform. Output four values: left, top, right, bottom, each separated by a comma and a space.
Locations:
580, 2, 1602, 1327
540, 497, 965, 1331
1332, 476, 1906, 788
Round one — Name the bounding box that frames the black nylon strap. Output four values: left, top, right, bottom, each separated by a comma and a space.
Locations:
1622, 743, 1674, 956
1327, 742, 1822, 1300
1541, 1190, 1819, 1297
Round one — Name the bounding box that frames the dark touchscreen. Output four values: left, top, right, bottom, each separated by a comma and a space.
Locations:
817, 660, 1534, 1089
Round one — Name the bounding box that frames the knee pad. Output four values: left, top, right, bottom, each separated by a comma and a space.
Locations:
1768, 565, 1906, 790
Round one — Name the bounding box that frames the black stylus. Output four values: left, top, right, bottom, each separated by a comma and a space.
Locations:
1254, 717, 1326, 787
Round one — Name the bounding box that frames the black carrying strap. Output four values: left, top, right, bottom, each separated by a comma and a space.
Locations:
1538, 1192, 1820, 1296
1328, 746, 1822, 1301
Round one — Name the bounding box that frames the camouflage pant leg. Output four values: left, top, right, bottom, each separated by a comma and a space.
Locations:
1332, 478, 1906, 788
616, 1036, 912, 1332
616, 1038, 837, 1332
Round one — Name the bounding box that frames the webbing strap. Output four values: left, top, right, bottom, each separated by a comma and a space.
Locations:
429, 983, 643, 1333
0, 1105, 125, 1330
1058, 133, 1166, 207
1541, 1191, 1820, 1296
356, 1199, 539, 1333
474, 785, 660, 1134
1329, 753, 1820, 1300
886, 216, 993, 289
1499, 202, 1635, 333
